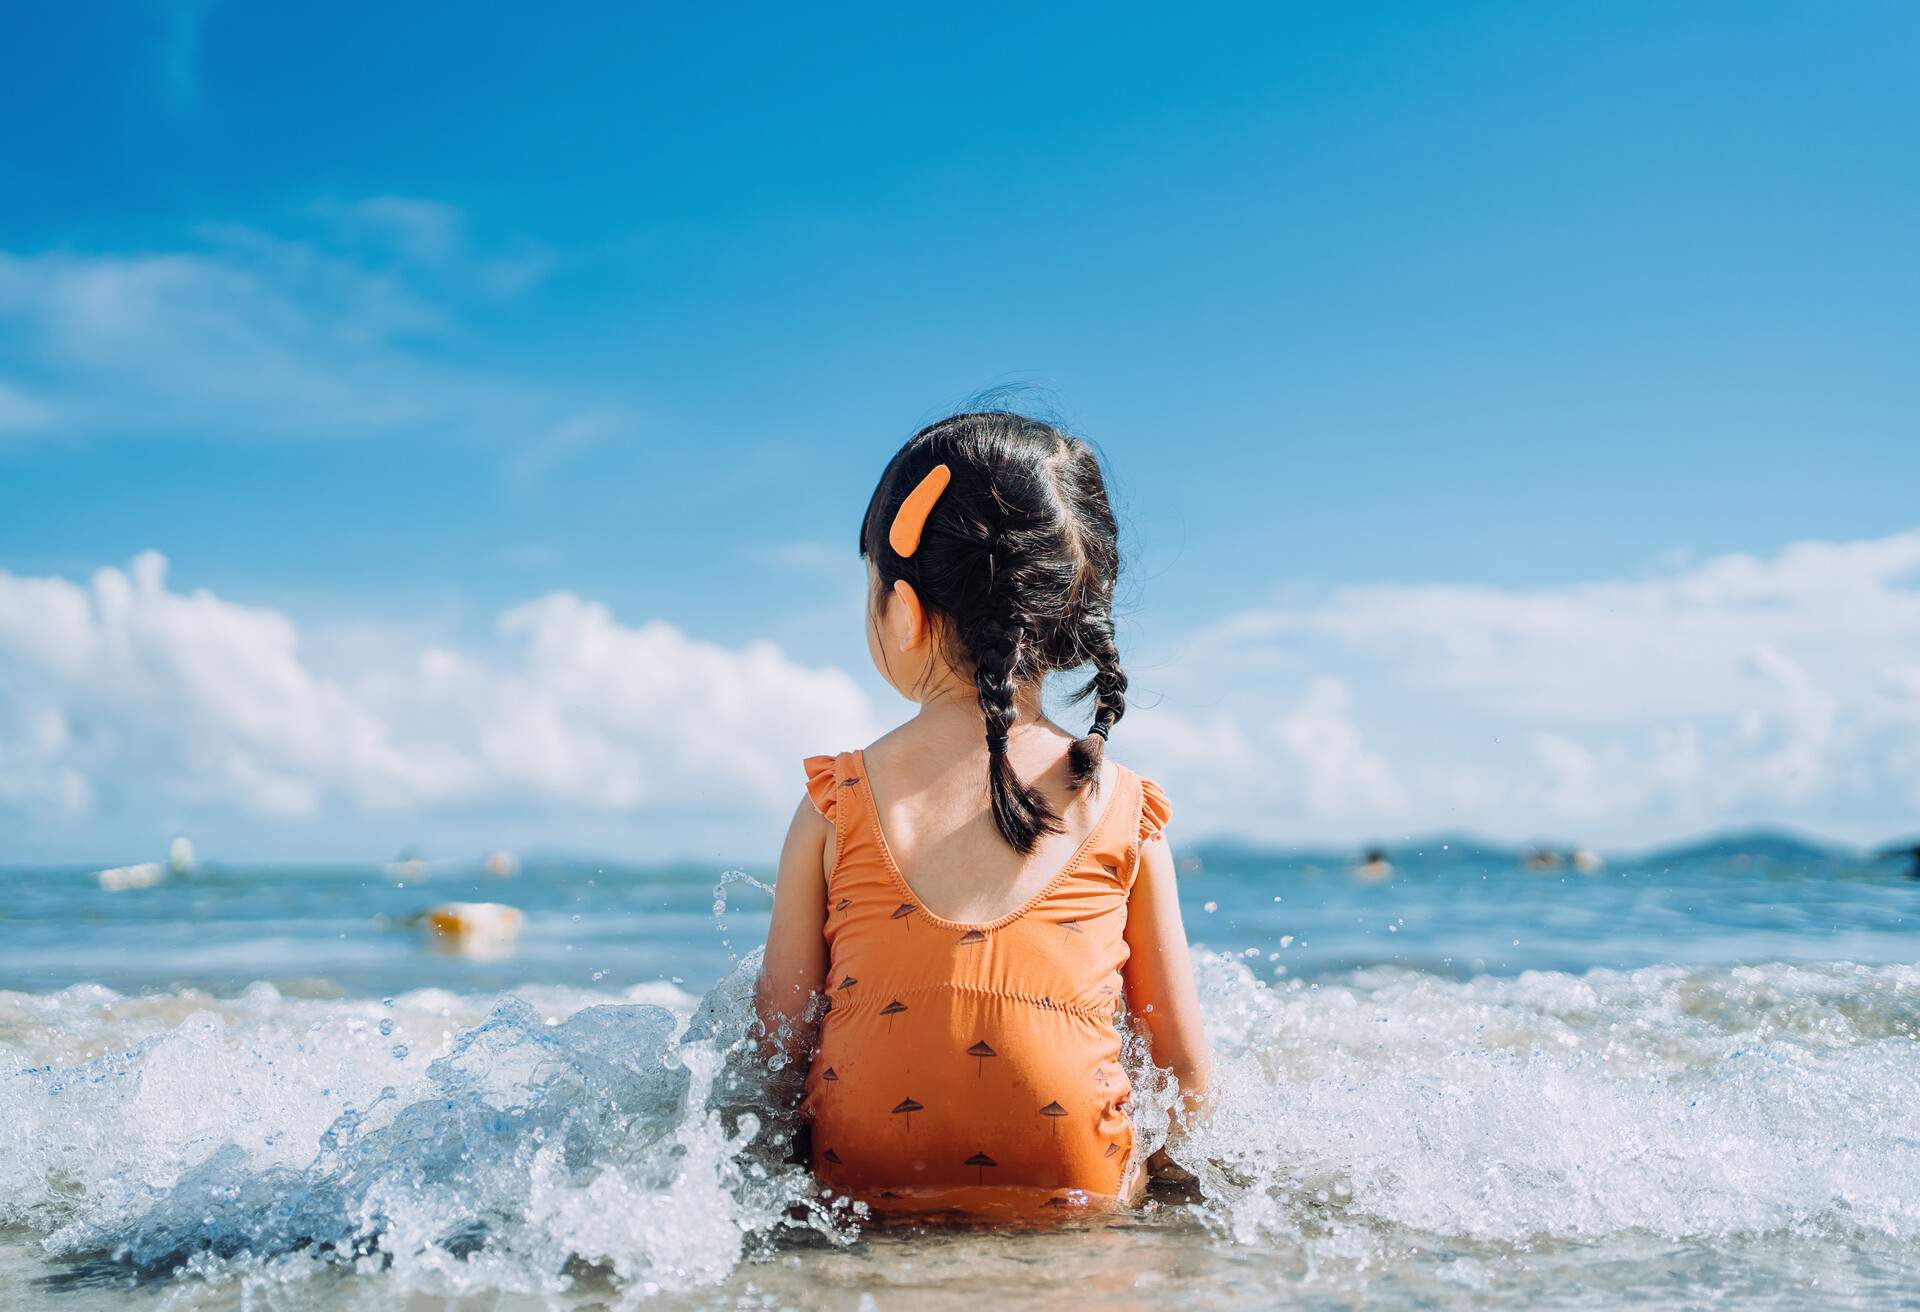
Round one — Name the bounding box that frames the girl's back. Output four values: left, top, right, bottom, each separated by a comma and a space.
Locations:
799, 735, 1169, 1217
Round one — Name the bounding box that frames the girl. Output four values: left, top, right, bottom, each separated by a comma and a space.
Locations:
755, 411, 1210, 1218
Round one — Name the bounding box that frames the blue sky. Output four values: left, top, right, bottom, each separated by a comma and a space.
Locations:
2, 3, 1918, 862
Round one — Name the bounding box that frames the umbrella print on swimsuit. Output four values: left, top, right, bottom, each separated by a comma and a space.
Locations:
956, 928, 986, 946
821, 1067, 839, 1082
965, 1152, 997, 1184
1105, 1141, 1120, 1158
1039, 1100, 1068, 1138
835, 897, 851, 913
838, 975, 858, 990
891, 902, 916, 928
823, 1148, 843, 1165
880, 999, 908, 1031
892, 1097, 924, 1130
1060, 919, 1084, 941
966, 1039, 997, 1076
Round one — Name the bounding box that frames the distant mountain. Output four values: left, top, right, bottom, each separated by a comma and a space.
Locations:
1637, 828, 1852, 867
1187, 832, 1528, 870
1188, 826, 1879, 873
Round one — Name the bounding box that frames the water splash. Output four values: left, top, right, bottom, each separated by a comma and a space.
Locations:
1163, 956, 1920, 1255
2, 956, 1917, 1304
0, 961, 854, 1302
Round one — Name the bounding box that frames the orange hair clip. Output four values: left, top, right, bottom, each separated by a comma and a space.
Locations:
888, 463, 951, 557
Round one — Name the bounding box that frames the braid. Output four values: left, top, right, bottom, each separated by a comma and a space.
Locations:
969, 619, 1063, 854
1067, 612, 1128, 788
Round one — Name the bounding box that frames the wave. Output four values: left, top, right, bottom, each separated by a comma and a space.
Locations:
2, 956, 1917, 1303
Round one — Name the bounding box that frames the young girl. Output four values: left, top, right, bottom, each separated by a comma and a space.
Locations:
755, 411, 1210, 1219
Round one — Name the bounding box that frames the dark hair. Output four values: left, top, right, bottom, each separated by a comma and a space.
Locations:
860, 411, 1126, 854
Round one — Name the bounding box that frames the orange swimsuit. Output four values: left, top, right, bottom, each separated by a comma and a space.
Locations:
799, 750, 1171, 1219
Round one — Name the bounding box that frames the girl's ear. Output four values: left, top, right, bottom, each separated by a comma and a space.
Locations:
890, 579, 928, 651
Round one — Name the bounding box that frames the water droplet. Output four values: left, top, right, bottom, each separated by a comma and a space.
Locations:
390, 1045, 409, 1060
378, 1019, 394, 1037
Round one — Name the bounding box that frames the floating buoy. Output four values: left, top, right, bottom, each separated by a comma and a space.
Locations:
483, 850, 520, 879
1572, 848, 1604, 874
97, 862, 164, 892
420, 901, 524, 951
167, 836, 195, 875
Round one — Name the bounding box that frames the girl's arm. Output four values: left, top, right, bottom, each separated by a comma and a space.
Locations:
1121, 837, 1212, 1125
753, 796, 833, 1063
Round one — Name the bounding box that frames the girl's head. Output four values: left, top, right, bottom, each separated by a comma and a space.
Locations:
859, 410, 1126, 854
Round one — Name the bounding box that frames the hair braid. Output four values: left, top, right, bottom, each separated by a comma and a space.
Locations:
1066, 611, 1128, 787
969, 618, 1063, 853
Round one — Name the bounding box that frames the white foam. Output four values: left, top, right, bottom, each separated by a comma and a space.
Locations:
1, 955, 1915, 1301
1167, 956, 1920, 1250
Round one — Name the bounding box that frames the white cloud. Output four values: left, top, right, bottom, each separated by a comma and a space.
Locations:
1133, 529, 1920, 846
0, 554, 877, 844
1275, 677, 1403, 816
0, 201, 562, 445
6, 531, 1920, 857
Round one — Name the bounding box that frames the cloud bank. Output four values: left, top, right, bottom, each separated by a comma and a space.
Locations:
0, 553, 876, 859
3, 531, 1918, 860
1131, 530, 1920, 848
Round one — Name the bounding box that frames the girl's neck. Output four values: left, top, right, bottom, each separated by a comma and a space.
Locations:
912, 673, 1047, 735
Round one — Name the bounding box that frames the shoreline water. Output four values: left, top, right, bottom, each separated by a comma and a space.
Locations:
2, 856, 1916, 1308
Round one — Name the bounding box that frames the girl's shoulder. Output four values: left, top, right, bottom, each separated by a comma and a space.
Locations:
800, 748, 865, 823
1102, 757, 1173, 845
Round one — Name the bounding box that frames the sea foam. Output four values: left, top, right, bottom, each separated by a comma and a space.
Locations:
2, 956, 1916, 1304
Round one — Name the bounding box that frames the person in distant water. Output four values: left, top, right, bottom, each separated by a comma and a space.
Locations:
1354, 847, 1393, 881
754, 412, 1211, 1220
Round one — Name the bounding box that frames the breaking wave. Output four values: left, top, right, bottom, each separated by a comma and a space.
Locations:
2, 955, 1917, 1305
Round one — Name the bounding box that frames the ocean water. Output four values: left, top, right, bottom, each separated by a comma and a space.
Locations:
2, 843, 1917, 1309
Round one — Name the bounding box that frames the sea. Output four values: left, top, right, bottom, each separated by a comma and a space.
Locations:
1, 837, 1916, 1310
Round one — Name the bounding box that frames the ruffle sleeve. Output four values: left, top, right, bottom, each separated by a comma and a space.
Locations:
803, 754, 838, 821
1138, 776, 1172, 842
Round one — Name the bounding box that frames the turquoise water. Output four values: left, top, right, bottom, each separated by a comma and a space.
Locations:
3, 844, 1913, 996
2, 844, 1917, 1308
